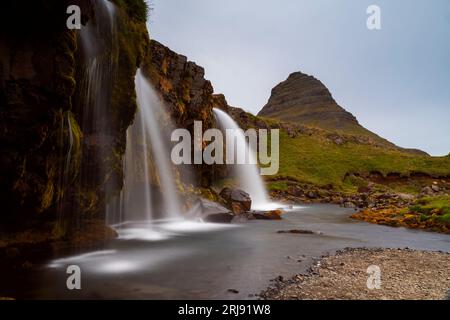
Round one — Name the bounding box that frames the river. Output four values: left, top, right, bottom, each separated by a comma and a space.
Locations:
4, 204, 450, 299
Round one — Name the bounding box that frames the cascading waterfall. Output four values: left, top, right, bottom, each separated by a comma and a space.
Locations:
55, 1, 117, 229
213, 108, 271, 210
76, 0, 119, 226
111, 69, 183, 225
79, 0, 117, 136
134, 69, 182, 218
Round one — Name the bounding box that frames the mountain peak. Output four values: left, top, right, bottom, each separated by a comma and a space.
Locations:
258, 71, 362, 132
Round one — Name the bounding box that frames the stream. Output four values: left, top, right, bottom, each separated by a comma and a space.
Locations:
5, 204, 450, 299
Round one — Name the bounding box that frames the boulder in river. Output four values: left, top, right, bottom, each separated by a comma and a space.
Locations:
253, 209, 283, 220
192, 198, 234, 223
277, 229, 323, 234
204, 212, 234, 223
220, 188, 252, 214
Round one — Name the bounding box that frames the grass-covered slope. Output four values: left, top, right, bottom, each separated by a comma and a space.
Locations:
277, 130, 450, 190
228, 107, 450, 194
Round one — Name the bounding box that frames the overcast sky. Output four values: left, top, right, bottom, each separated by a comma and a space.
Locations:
148, 0, 450, 156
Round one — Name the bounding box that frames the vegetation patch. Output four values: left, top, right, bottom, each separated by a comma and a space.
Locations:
351, 196, 450, 234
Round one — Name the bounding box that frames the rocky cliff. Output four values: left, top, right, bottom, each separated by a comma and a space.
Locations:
142, 40, 219, 188
0, 0, 149, 239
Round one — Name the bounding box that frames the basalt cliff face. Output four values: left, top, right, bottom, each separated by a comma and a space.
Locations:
0, 0, 149, 238
143, 40, 222, 188
0, 3, 227, 239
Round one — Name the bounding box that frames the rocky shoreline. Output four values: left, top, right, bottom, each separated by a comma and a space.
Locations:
260, 247, 450, 300
270, 178, 448, 208
270, 179, 450, 234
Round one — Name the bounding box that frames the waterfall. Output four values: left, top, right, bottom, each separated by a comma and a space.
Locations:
134, 70, 182, 218
213, 108, 271, 210
112, 69, 183, 225
79, 0, 117, 136
75, 0, 119, 225
55, 0, 117, 231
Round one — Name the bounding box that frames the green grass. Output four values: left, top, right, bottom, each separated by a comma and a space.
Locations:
275, 130, 450, 191
410, 196, 450, 216
267, 181, 289, 191
407, 196, 450, 226
435, 214, 450, 224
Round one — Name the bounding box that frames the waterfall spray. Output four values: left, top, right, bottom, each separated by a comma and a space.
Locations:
213, 108, 273, 210
110, 69, 183, 225
134, 69, 182, 218
75, 0, 119, 226
79, 0, 117, 136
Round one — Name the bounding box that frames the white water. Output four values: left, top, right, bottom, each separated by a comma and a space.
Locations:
57, 2, 117, 226
79, 0, 117, 135
134, 69, 182, 218
213, 108, 276, 210
111, 69, 183, 227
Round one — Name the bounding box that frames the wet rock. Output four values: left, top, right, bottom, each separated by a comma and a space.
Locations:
421, 186, 434, 196
204, 212, 234, 223
276, 276, 284, 282
197, 198, 230, 216
277, 229, 315, 235
343, 201, 356, 208
398, 193, 415, 201
253, 209, 283, 220
287, 185, 304, 197
220, 188, 252, 214
307, 191, 317, 199
231, 212, 257, 223
190, 198, 234, 223
231, 202, 246, 215
431, 185, 440, 192
227, 289, 239, 294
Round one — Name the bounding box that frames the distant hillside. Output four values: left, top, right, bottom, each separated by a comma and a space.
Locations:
226, 104, 450, 194
258, 71, 428, 155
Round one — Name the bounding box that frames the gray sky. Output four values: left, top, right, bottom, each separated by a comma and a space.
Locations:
148, 0, 450, 156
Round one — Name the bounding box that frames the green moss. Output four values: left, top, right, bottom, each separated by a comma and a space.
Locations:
435, 214, 450, 224
78, 190, 100, 215
268, 181, 289, 191
409, 196, 450, 218
410, 205, 427, 214
66, 111, 83, 183
112, 0, 149, 22
40, 180, 54, 212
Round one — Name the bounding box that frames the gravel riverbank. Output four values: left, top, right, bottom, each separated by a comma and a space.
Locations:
261, 248, 450, 300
